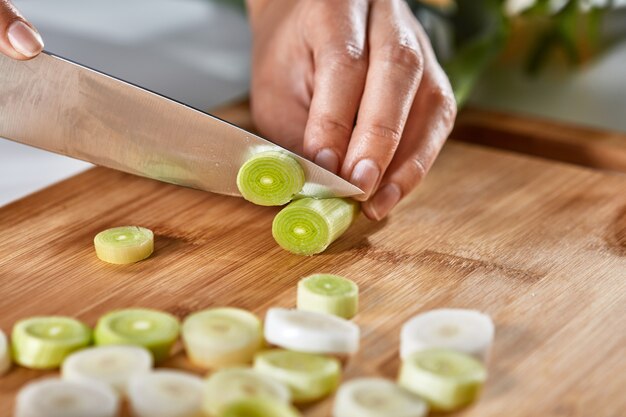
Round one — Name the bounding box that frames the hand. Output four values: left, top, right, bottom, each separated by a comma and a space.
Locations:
0, 0, 44, 59
247, 0, 456, 220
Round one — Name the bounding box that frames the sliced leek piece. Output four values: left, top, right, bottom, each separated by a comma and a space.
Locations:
94, 226, 154, 264
128, 370, 204, 417
398, 348, 487, 412
264, 308, 359, 355
219, 397, 302, 417
15, 378, 119, 417
203, 367, 291, 416
182, 308, 263, 369
272, 198, 359, 256
297, 274, 359, 319
400, 309, 494, 362
94, 308, 180, 363
254, 349, 341, 403
333, 378, 428, 417
0, 329, 11, 375
11, 316, 91, 369
62, 345, 153, 396
237, 150, 305, 206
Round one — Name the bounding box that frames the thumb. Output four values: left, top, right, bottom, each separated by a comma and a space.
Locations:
0, 0, 43, 60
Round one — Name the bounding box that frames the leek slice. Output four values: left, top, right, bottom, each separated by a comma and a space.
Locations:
11, 316, 91, 369
272, 198, 359, 255
398, 348, 487, 411
94, 226, 154, 265
203, 367, 291, 416
94, 308, 180, 363
237, 151, 305, 206
297, 274, 359, 319
219, 397, 302, 417
0, 329, 11, 375
254, 349, 341, 403
182, 307, 263, 369
128, 370, 204, 417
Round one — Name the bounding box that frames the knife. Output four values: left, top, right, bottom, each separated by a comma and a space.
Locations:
0, 52, 363, 199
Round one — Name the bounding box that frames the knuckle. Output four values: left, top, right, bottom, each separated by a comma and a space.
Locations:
363, 122, 403, 147
323, 41, 367, 72
427, 86, 457, 127
380, 41, 423, 73
311, 114, 353, 138
406, 157, 427, 188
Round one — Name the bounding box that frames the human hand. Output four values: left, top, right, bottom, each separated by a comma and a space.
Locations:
247, 0, 456, 220
0, 0, 44, 59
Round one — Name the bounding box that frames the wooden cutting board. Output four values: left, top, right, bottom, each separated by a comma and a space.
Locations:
0, 125, 625, 416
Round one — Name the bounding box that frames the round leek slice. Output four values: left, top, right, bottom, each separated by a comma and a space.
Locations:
0, 329, 11, 375
11, 316, 92, 369
61, 345, 153, 396
254, 349, 341, 403
94, 308, 180, 363
182, 307, 263, 369
237, 150, 305, 206
94, 226, 154, 264
15, 378, 119, 417
264, 308, 360, 355
333, 378, 428, 417
128, 370, 204, 417
398, 348, 487, 412
219, 397, 302, 417
272, 198, 359, 256
297, 274, 359, 319
203, 367, 291, 416
400, 308, 494, 362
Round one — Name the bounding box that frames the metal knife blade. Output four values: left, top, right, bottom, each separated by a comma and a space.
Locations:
0, 52, 363, 199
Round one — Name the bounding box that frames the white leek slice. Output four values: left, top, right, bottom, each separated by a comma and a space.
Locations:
182, 307, 263, 369
297, 274, 359, 319
265, 308, 359, 355
61, 345, 153, 396
15, 378, 119, 417
398, 348, 487, 411
0, 329, 11, 375
128, 370, 204, 417
333, 378, 428, 417
203, 367, 291, 416
400, 309, 494, 362
94, 226, 154, 264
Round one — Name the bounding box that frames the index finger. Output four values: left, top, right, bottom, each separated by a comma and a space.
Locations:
0, 0, 44, 60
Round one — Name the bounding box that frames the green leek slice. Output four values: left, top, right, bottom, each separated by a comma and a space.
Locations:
398, 348, 487, 412
94, 308, 180, 363
219, 397, 302, 417
253, 349, 341, 403
11, 317, 92, 369
272, 198, 359, 255
237, 151, 305, 206
297, 274, 359, 319
0, 329, 12, 375
94, 226, 154, 264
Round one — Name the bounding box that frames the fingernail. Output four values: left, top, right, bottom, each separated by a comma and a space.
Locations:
350, 159, 380, 200
314, 148, 339, 173
7, 21, 44, 58
368, 183, 402, 220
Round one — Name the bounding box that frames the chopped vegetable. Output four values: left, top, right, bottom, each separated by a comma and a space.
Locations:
182, 308, 263, 369
264, 308, 360, 355
15, 378, 119, 417
297, 274, 359, 319
237, 150, 305, 206
272, 198, 359, 255
333, 377, 429, 417
254, 349, 341, 403
400, 309, 494, 362
94, 308, 179, 363
62, 345, 153, 396
94, 226, 154, 265
128, 370, 204, 417
0, 329, 11, 375
11, 316, 91, 369
398, 348, 487, 411
219, 397, 302, 417
203, 367, 291, 416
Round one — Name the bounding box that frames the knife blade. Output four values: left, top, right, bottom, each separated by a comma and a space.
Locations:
0, 52, 363, 199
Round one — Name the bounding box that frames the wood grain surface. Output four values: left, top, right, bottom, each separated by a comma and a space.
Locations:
1, 116, 625, 416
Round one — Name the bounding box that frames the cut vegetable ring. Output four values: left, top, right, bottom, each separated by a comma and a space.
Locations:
264, 308, 360, 355
94, 308, 180, 363
182, 307, 263, 369
219, 397, 302, 417
94, 226, 154, 264
128, 370, 204, 417
237, 150, 305, 206
297, 274, 359, 319
254, 349, 341, 403
398, 348, 487, 411
0, 329, 11, 375
11, 316, 92, 369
